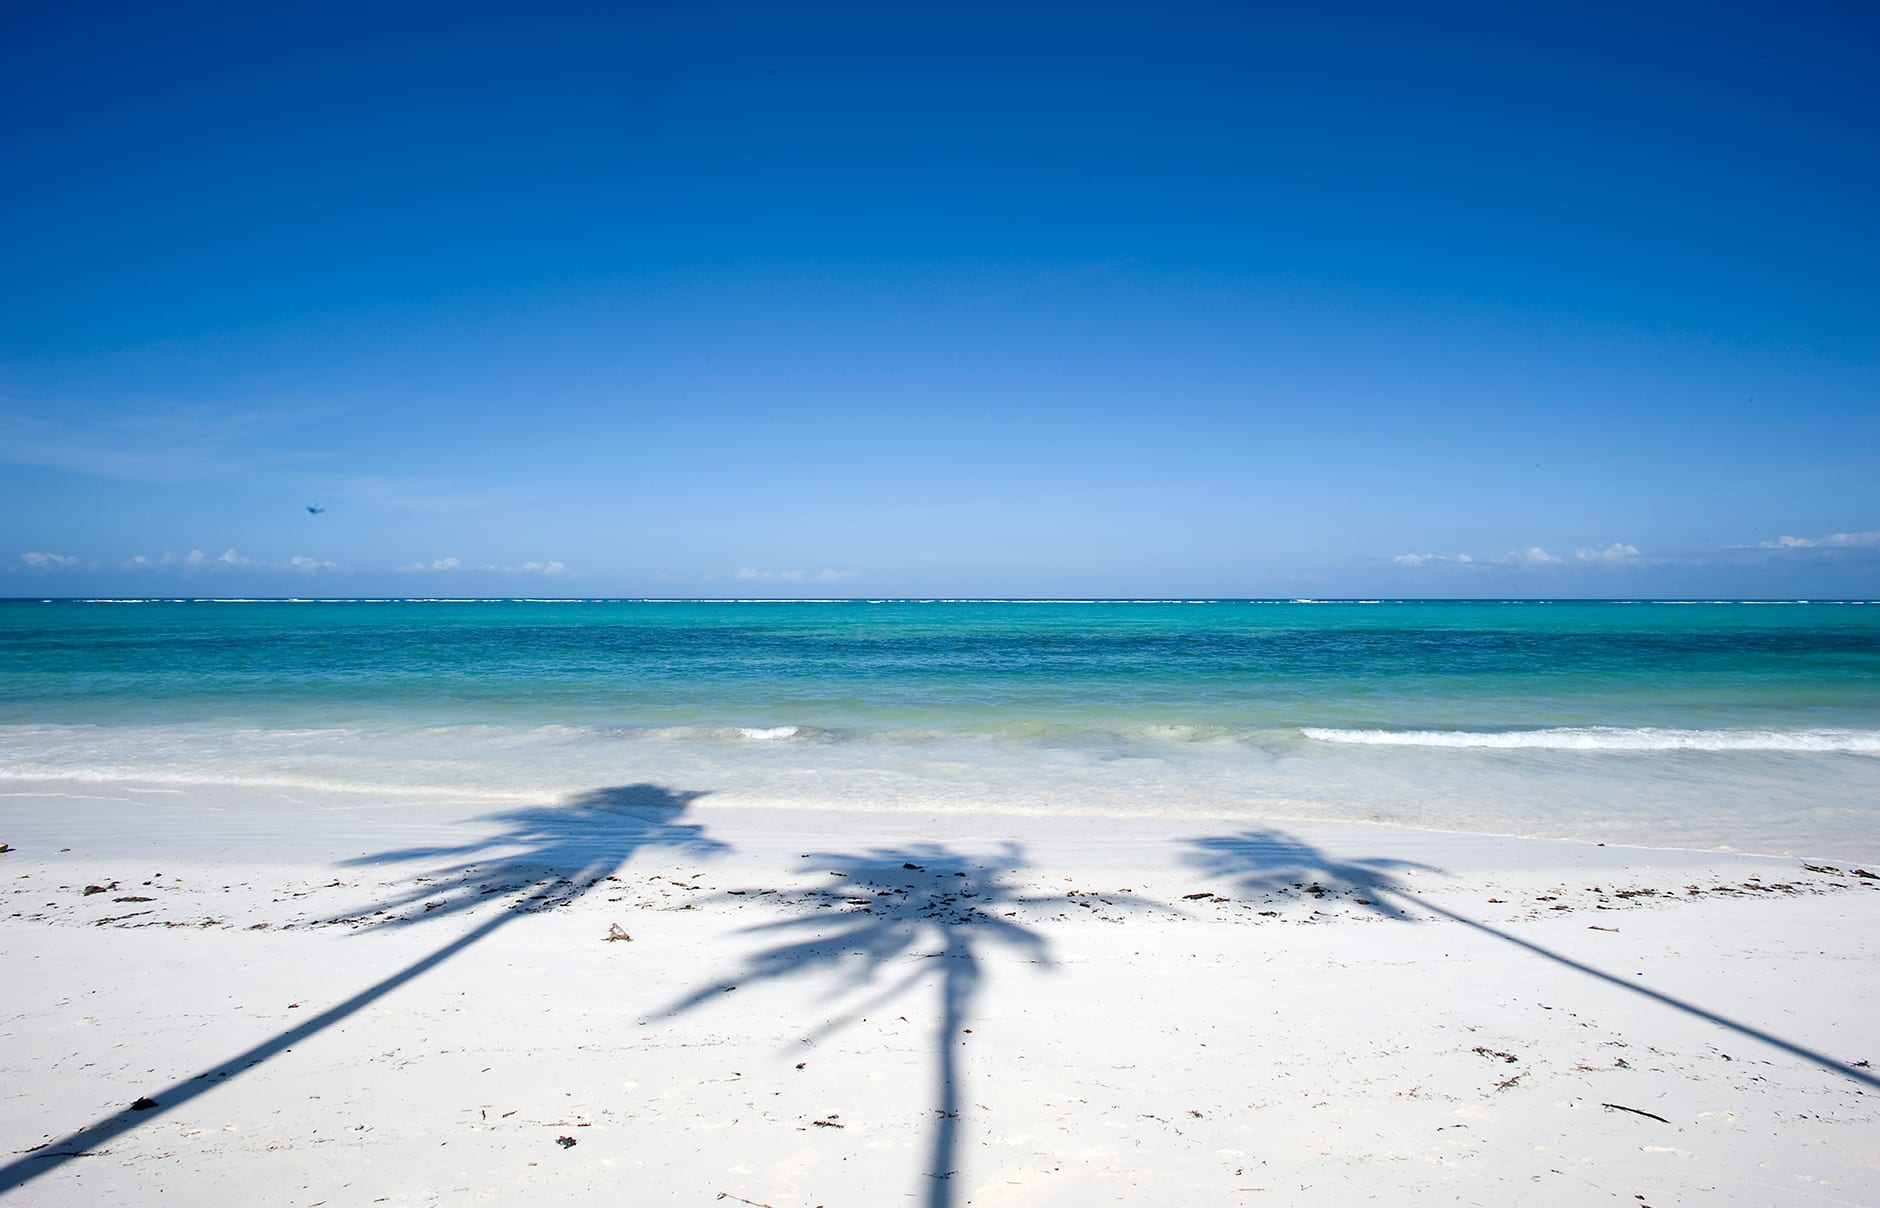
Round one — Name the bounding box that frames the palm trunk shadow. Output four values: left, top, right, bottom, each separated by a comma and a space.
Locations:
1184, 829, 1880, 1092
4, 905, 519, 1186
1412, 896, 1880, 1091
1, 784, 724, 1195
659, 844, 1050, 1208
926, 927, 980, 1208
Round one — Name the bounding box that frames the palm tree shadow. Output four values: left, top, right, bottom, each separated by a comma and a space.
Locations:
1, 783, 726, 1195
661, 843, 1052, 1208
1183, 828, 1880, 1092
1186, 829, 1437, 918
338, 782, 724, 923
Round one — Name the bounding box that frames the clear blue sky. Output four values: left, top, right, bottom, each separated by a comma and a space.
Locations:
4, 1, 1876, 597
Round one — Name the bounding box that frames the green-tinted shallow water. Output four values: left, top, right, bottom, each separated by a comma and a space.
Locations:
2, 600, 1877, 857
3, 599, 1875, 733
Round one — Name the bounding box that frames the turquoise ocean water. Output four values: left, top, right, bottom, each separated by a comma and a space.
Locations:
2, 599, 1876, 857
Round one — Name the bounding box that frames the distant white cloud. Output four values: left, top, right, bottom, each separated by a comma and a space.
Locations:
18, 551, 80, 570
158, 549, 211, 568
1756, 531, 1880, 550
395, 556, 565, 575
1397, 545, 1640, 570
119, 548, 341, 573
735, 567, 858, 583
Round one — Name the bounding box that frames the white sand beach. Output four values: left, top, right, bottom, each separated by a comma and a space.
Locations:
3, 782, 1877, 1206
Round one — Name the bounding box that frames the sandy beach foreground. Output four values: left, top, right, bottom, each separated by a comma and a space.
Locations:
2, 783, 1877, 1206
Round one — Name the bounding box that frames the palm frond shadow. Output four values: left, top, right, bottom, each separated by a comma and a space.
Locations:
661, 843, 1051, 1208
1183, 828, 1880, 1092
1, 783, 725, 1196
1185, 828, 1437, 919
338, 782, 726, 924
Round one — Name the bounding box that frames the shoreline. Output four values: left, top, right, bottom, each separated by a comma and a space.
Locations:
4, 783, 1878, 1204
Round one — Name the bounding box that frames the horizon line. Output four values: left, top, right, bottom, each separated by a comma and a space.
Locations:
2, 596, 1873, 606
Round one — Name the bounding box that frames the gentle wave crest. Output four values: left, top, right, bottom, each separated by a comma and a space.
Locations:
639, 724, 831, 743
1300, 726, 1880, 754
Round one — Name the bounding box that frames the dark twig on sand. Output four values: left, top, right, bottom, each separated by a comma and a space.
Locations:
1601, 1102, 1670, 1124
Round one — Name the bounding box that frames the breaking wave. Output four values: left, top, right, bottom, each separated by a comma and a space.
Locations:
1300, 726, 1880, 754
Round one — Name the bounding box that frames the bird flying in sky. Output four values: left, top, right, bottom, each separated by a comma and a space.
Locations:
307, 505, 326, 515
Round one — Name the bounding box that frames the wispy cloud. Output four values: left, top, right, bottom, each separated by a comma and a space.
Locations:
1394, 544, 1643, 569
124, 550, 210, 569
734, 567, 857, 583
0, 399, 528, 515
0, 401, 326, 486
16, 551, 81, 571
122, 548, 340, 572
1392, 553, 1473, 567
1752, 531, 1880, 550
1574, 543, 1641, 563
396, 556, 565, 575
